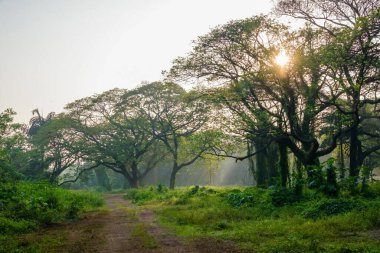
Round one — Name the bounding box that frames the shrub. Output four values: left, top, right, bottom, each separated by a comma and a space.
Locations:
270, 188, 300, 207
303, 198, 363, 219
0, 181, 104, 234
125, 188, 158, 204
186, 185, 200, 196
156, 183, 168, 193
0, 216, 37, 234
225, 190, 255, 208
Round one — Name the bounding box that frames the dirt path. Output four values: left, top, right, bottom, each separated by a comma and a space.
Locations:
100, 194, 192, 253
28, 194, 244, 253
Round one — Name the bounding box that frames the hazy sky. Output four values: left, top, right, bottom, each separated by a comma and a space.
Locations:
0, 0, 273, 123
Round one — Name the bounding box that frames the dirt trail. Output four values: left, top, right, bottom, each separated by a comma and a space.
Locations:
100, 194, 196, 253
98, 194, 136, 252
38, 194, 244, 253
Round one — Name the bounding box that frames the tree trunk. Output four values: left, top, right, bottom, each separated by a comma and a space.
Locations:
255, 140, 267, 187
278, 141, 289, 188
295, 157, 303, 179
130, 178, 139, 188
247, 140, 257, 183
129, 162, 140, 188
169, 167, 178, 190
267, 143, 279, 186
338, 137, 345, 179
349, 125, 360, 177
122, 176, 139, 188
95, 167, 112, 191
294, 156, 303, 195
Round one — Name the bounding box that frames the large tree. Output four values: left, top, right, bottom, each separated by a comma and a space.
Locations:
30, 115, 93, 183
121, 82, 218, 189
275, 0, 380, 177
168, 16, 346, 187
65, 88, 163, 188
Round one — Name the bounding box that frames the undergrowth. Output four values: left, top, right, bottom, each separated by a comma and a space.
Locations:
0, 181, 104, 253
125, 183, 380, 253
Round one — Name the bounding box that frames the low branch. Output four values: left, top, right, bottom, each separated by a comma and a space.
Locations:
207, 140, 272, 162
58, 163, 100, 186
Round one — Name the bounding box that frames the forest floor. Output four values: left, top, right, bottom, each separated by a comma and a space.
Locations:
18, 194, 244, 253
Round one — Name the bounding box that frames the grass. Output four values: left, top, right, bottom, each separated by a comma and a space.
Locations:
121, 205, 159, 249
0, 232, 68, 253
0, 181, 105, 253
124, 184, 380, 253
131, 223, 159, 249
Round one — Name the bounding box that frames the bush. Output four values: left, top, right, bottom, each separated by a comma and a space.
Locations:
270, 188, 300, 207
0, 181, 104, 234
303, 198, 363, 219
124, 185, 220, 206
226, 190, 255, 208
125, 188, 158, 204
157, 183, 168, 193
0, 216, 37, 234
187, 185, 200, 196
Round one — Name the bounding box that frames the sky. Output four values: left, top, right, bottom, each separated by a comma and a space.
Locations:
0, 0, 274, 123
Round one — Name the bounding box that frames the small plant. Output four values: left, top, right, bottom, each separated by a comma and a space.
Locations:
226, 190, 255, 208
187, 185, 200, 196
156, 183, 167, 193
66, 201, 81, 220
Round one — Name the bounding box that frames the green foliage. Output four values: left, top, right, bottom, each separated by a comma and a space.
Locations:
156, 183, 168, 193
0, 182, 104, 235
303, 198, 363, 219
126, 185, 380, 252
130, 223, 159, 249
0, 109, 27, 183
270, 188, 301, 207
225, 189, 255, 208
364, 181, 380, 197
307, 159, 340, 197
125, 188, 159, 204
124, 185, 215, 205
0, 233, 67, 253
187, 185, 200, 196
0, 216, 37, 234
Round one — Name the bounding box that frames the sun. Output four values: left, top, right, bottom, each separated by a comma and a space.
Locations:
275, 50, 290, 66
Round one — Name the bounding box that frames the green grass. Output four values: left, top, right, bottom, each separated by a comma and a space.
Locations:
0, 232, 68, 253
131, 223, 159, 249
124, 184, 380, 253
0, 181, 105, 252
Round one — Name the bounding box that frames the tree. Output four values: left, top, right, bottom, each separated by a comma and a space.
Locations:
65, 88, 164, 188
27, 109, 55, 136
24, 109, 56, 178
168, 16, 346, 188
122, 82, 218, 189
0, 109, 25, 182
30, 115, 93, 183
275, 0, 380, 177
